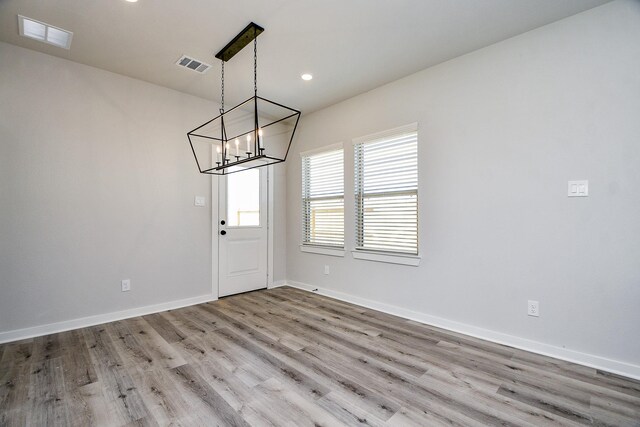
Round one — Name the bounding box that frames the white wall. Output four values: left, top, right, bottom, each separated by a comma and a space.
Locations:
285, 0, 640, 376
0, 42, 218, 335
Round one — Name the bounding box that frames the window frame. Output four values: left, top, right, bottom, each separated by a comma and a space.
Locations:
300, 143, 345, 256
352, 123, 421, 266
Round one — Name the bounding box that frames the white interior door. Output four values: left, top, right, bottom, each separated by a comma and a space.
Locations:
218, 167, 268, 297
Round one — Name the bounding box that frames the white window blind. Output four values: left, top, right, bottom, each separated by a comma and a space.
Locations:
302, 148, 344, 247
355, 128, 418, 254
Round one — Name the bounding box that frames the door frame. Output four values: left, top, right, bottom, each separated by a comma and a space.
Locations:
211, 165, 274, 299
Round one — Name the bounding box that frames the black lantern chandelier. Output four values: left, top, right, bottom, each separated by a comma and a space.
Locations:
187, 23, 301, 175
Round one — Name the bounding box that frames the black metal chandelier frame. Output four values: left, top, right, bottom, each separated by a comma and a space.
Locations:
187, 22, 301, 175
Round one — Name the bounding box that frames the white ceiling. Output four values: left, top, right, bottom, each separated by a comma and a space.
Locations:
0, 0, 610, 114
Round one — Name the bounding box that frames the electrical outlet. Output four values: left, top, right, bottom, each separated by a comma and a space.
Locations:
194, 196, 206, 207
527, 300, 539, 317
121, 279, 131, 292
324, 265, 330, 275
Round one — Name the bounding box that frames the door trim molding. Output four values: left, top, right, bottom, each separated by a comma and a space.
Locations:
267, 165, 274, 289
211, 172, 219, 300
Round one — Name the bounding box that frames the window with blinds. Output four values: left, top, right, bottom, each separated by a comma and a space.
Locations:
302, 147, 344, 247
354, 126, 418, 254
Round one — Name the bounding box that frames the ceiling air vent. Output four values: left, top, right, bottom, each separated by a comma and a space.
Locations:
176, 55, 211, 74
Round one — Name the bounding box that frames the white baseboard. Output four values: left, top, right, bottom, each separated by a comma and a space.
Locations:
0, 293, 217, 344
284, 280, 640, 381
268, 280, 288, 289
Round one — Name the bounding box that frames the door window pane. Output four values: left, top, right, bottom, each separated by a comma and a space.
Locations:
227, 169, 260, 227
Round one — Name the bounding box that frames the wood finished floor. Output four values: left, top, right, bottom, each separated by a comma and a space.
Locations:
1, 287, 639, 426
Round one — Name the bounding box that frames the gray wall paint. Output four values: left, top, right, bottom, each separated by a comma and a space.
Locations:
286, 1, 640, 366
0, 42, 216, 332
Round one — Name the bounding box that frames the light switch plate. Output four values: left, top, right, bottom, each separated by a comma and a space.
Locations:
568, 180, 588, 197
194, 196, 206, 207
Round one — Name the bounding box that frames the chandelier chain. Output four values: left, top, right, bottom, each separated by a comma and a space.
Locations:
254, 34, 257, 96
220, 60, 225, 112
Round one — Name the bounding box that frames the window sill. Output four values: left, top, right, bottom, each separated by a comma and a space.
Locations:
351, 250, 421, 266
300, 245, 345, 257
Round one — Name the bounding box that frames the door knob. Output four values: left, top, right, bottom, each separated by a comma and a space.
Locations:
220, 220, 226, 225
220, 230, 227, 236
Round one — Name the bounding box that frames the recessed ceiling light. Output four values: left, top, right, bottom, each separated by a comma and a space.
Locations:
301, 73, 313, 81
18, 15, 73, 49
125, 0, 139, 2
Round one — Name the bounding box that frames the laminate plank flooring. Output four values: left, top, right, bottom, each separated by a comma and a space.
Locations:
1, 286, 639, 426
